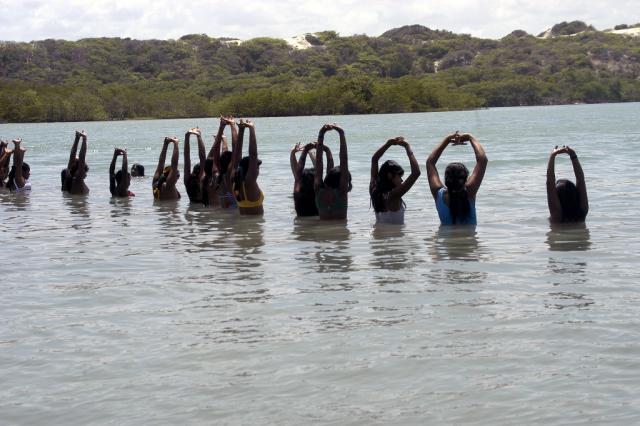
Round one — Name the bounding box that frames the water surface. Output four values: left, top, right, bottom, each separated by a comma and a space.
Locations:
1, 103, 639, 425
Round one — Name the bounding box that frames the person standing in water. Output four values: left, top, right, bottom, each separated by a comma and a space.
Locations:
291, 141, 334, 217
62, 130, 89, 195
232, 119, 263, 215
427, 132, 488, 225
0, 140, 13, 188
216, 117, 238, 209
109, 148, 134, 197
152, 137, 180, 201
314, 123, 351, 220
6, 139, 31, 193
369, 136, 421, 225
547, 145, 588, 223
183, 128, 206, 204
201, 117, 233, 208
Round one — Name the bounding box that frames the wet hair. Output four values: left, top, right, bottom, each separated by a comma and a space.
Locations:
216, 151, 233, 185
6, 163, 30, 189
233, 156, 262, 194
131, 163, 145, 177
201, 159, 216, 206
371, 160, 404, 213
444, 162, 470, 224
556, 179, 586, 222
324, 166, 353, 192
186, 163, 203, 202
294, 168, 318, 216
115, 170, 130, 186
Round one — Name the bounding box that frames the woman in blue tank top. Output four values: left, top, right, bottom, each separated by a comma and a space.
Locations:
426, 132, 488, 225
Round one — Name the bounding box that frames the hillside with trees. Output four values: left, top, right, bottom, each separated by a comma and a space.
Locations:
1, 21, 639, 122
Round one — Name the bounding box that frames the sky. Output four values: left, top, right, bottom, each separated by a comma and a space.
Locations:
0, 0, 638, 42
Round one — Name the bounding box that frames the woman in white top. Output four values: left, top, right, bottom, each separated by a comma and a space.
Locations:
369, 137, 420, 225
6, 139, 31, 193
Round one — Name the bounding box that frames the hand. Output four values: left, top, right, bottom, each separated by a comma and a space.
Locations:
292, 142, 303, 153
241, 119, 254, 129
188, 127, 201, 136
12, 138, 22, 146
551, 145, 570, 156
330, 123, 344, 133
449, 131, 466, 145
320, 124, 332, 134
220, 116, 235, 126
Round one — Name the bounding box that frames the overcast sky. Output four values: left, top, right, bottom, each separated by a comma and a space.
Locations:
0, 0, 638, 42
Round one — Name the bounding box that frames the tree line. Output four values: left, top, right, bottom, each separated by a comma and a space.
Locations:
1, 22, 640, 122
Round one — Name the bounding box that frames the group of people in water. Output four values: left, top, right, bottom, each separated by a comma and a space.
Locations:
0, 116, 589, 225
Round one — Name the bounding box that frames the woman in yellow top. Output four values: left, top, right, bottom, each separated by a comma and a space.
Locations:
232, 119, 263, 215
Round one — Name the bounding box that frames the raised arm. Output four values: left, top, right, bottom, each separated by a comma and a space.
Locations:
121, 150, 130, 191
67, 131, 81, 169
332, 124, 349, 193
166, 138, 180, 186
295, 142, 315, 191
244, 120, 259, 182
322, 144, 333, 172
75, 132, 88, 177
370, 139, 394, 194
109, 149, 119, 195
183, 130, 192, 185
427, 133, 457, 199
231, 120, 246, 180
290, 143, 302, 177
389, 138, 421, 200
567, 146, 588, 215
314, 125, 330, 192
462, 133, 488, 198
547, 146, 564, 223
154, 138, 171, 182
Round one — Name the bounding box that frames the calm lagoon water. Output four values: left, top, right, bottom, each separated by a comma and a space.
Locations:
1, 103, 640, 425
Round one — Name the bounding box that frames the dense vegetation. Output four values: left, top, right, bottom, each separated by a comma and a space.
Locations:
1, 21, 640, 122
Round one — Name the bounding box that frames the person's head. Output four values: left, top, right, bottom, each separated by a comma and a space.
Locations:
444, 162, 469, 192
21, 162, 30, 180
191, 163, 201, 178
300, 168, 315, 194
115, 169, 130, 188
219, 151, 233, 175
371, 160, 404, 212
131, 163, 144, 177
444, 162, 470, 224
324, 166, 353, 192
556, 179, 586, 222
70, 160, 89, 179
6, 163, 30, 186
234, 156, 262, 188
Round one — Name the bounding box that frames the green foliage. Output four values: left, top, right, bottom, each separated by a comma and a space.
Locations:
1, 23, 640, 122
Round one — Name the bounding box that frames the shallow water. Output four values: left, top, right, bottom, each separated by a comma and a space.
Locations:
1, 103, 640, 425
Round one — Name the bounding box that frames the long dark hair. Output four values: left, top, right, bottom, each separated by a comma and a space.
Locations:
202, 158, 215, 206
294, 167, 318, 216
216, 151, 233, 186
185, 163, 202, 202
371, 160, 403, 213
444, 162, 470, 224
556, 179, 586, 222
324, 166, 352, 192
6, 163, 29, 189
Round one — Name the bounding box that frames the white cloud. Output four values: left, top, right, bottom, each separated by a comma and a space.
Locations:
0, 0, 638, 41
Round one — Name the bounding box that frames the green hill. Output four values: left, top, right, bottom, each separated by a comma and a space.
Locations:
1, 21, 639, 122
